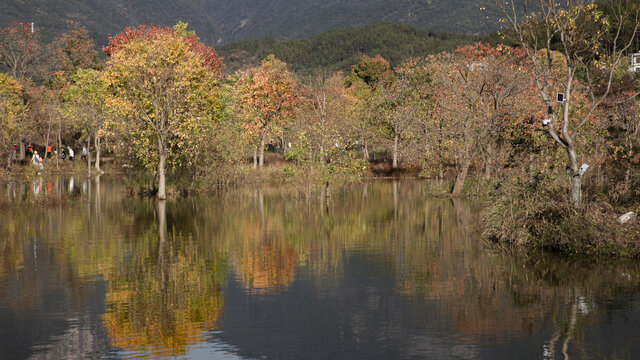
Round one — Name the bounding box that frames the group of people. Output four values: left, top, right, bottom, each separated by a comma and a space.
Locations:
12, 143, 91, 170
23, 144, 90, 169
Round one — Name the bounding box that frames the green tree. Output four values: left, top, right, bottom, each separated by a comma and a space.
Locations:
61, 68, 110, 176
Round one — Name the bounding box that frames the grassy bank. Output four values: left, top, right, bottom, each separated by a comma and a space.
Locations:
482, 173, 640, 258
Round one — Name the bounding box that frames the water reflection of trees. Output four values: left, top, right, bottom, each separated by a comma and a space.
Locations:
98, 199, 227, 357
202, 181, 640, 359
2, 179, 640, 358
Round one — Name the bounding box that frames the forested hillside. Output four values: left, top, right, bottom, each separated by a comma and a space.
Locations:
219, 23, 491, 74
0, 0, 221, 44
0, 0, 516, 45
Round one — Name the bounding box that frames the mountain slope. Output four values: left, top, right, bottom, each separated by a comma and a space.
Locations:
1, 0, 515, 46
218, 23, 493, 74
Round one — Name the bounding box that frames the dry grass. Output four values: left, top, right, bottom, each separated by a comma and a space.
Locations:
482, 175, 640, 258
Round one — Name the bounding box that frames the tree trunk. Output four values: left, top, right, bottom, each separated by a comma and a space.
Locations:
259, 132, 266, 167
95, 135, 101, 171
363, 142, 369, 161
57, 131, 61, 169
484, 157, 492, 180
253, 148, 258, 169
567, 146, 581, 205
281, 134, 287, 157
451, 158, 471, 196
19, 141, 25, 160
392, 132, 399, 169
484, 141, 494, 180
87, 136, 92, 178
157, 139, 167, 200
44, 135, 50, 166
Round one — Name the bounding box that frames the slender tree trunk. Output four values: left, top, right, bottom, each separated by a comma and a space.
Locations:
44, 135, 50, 165
259, 132, 266, 167
363, 142, 369, 161
87, 136, 92, 177
56, 131, 61, 169
44, 106, 54, 166
157, 138, 167, 200
392, 132, 399, 169
19, 141, 25, 160
95, 135, 101, 171
253, 148, 258, 169
281, 134, 287, 157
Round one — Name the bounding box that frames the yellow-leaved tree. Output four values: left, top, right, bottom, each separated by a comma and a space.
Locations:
0, 72, 25, 168
104, 22, 224, 199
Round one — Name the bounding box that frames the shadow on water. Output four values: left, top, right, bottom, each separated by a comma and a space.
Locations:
1, 178, 640, 359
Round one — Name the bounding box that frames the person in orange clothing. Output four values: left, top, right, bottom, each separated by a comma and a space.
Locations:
46, 143, 52, 165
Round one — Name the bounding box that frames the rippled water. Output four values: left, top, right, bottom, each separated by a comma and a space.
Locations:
1, 177, 640, 359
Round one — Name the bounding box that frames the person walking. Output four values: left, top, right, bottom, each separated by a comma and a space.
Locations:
81, 146, 87, 161
31, 151, 39, 165
32, 151, 43, 169
45, 143, 52, 165
68, 147, 75, 161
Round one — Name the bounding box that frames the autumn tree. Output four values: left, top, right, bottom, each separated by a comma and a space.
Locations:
394, 57, 446, 180
61, 69, 110, 176
290, 72, 367, 192
233, 55, 299, 168
0, 22, 48, 82
0, 73, 25, 167
51, 20, 102, 76
25, 85, 63, 167
496, 0, 640, 205
104, 22, 224, 199
428, 44, 538, 195
345, 55, 395, 162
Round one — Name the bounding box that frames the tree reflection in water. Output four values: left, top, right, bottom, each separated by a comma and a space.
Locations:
101, 199, 225, 357
1, 178, 640, 359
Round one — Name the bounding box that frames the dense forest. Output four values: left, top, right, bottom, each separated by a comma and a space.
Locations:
0, 0, 639, 258
219, 23, 493, 74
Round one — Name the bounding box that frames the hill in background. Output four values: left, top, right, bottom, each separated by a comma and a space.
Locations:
218, 23, 495, 74
0, 0, 514, 45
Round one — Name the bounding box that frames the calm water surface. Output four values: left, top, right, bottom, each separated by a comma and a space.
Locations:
1, 177, 640, 359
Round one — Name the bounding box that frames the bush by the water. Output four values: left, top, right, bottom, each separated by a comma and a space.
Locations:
482, 172, 640, 258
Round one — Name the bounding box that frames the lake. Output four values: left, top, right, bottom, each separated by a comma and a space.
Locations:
1, 177, 640, 359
